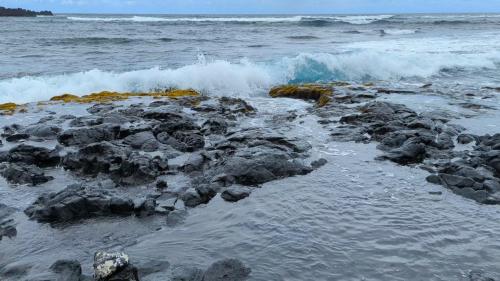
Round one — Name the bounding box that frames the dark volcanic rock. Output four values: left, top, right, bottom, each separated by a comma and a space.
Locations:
203, 259, 251, 281
24, 184, 136, 223
0, 163, 54, 185
0, 144, 60, 167
58, 124, 121, 146
23, 124, 61, 140
62, 142, 168, 185
5, 133, 29, 142
221, 153, 312, 186
221, 187, 252, 202
158, 131, 205, 152
123, 131, 159, 152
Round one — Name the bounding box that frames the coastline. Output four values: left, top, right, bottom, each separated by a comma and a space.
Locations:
1, 82, 500, 280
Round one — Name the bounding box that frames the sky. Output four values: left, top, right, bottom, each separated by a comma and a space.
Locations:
1, 0, 500, 14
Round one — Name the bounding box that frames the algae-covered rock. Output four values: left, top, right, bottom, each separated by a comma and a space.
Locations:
269, 84, 333, 106
0, 102, 19, 115
50, 89, 200, 104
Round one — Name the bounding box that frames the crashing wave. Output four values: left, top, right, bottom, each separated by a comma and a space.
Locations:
0, 51, 499, 103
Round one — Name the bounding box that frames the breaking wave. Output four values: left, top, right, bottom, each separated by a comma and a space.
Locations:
67, 15, 394, 25
1, 51, 499, 103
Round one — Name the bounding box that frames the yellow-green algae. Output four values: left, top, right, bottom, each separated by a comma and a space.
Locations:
50, 89, 200, 104
0, 102, 18, 115
269, 84, 333, 107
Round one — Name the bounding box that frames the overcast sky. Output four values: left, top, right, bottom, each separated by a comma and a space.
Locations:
2, 0, 500, 14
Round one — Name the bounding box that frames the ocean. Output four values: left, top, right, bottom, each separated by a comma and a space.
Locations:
2, 13, 500, 281
1, 13, 500, 103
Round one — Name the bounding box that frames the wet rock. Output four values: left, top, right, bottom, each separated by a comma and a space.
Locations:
203, 259, 251, 281
457, 134, 477, 145
123, 131, 159, 152
158, 131, 205, 152
62, 142, 128, 177
311, 158, 328, 169
201, 118, 228, 135
221, 187, 252, 202
0, 203, 17, 240
2, 123, 23, 137
50, 260, 88, 281
0, 163, 54, 185
58, 124, 121, 146
24, 184, 135, 223
1, 144, 60, 167
181, 187, 216, 207
5, 133, 30, 142
269, 84, 333, 106
93, 251, 139, 281
62, 142, 167, 185
221, 154, 310, 186
114, 152, 168, 185
168, 265, 204, 281
378, 139, 426, 165
134, 197, 157, 217
23, 124, 61, 140
439, 174, 475, 188
468, 270, 496, 281
218, 97, 256, 116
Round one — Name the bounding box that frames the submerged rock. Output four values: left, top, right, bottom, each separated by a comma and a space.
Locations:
50, 260, 89, 281
203, 259, 251, 281
0, 203, 17, 241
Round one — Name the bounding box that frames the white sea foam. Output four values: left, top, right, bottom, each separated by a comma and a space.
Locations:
66, 15, 393, 24
1, 50, 499, 104
67, 16, 304, 22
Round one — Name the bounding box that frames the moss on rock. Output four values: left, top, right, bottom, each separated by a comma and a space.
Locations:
269, 84, 333, 107
0, 102, 18, 115
50, 89, 200, 104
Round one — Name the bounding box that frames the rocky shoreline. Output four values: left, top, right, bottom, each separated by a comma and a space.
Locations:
0, 84, 499, 280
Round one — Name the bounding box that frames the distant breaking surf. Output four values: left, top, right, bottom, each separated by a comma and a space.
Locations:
66, 15, 395, 25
